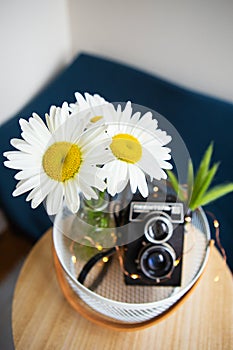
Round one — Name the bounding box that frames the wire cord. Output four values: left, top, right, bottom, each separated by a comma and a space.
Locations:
77, 247, 117, 285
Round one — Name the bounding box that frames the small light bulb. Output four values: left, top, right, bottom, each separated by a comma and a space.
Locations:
174, 259, 180, 267
130, 274, 139, 280
71, 255, 77, 264
214, 275, 220, 282
185, 216, 192, 223
213, 220, 219, 228
102, 257, 109, 263
96, 245, 103, 251
153, 186, 159, 192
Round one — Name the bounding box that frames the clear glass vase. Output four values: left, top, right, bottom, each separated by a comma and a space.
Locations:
68, 191, 117, 260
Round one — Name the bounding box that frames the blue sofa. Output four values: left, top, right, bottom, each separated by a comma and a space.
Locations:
0, 53, 232, 269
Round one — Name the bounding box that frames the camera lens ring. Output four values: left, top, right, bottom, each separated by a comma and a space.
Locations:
144, 212, 173, 244
140, 244, 176, 281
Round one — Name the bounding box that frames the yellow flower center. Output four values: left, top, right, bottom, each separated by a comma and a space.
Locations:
42, 142, 82, 182
110, 133, 142, 164
90, 116, 103, 123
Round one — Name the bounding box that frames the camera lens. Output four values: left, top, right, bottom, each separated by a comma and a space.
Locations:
145, 214, 173, 243
147, 251, 167, 271
150, 220, 169, 241
140, 245, 175, 280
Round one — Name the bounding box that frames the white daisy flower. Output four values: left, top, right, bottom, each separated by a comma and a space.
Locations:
4, 109, 112, 215
100, 102, 173, 198
70, 92, 109, 126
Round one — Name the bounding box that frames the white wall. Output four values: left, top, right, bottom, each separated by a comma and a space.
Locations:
68, 0, 233, 104
0, 0, 72, 124
1, 0, 232, 126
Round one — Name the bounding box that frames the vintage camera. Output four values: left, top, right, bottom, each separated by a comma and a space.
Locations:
121, 193, 185, 287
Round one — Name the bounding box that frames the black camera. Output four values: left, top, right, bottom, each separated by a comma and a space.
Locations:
120, 192, 185, 287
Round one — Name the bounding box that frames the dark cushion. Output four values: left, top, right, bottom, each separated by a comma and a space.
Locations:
0, 52, 232, 269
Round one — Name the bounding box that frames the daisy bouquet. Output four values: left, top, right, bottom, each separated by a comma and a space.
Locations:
3, 92, 173, 220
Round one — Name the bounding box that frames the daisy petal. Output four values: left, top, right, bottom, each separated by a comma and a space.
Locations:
12, 175, 40, 197
106, 160, 128, 196
46, 183, 64, 215
4, 159, 36, 170
27, 176, 57, 208
10, 139, 33, 153
128, 165, 148, 197
64, 181, 80, 213
79, 169, 107, 192
137, 169, 149, 198
128, 164, 138, 194
138, 148, 168, 180
15, 169, 40, 180
78, 177, 98, 200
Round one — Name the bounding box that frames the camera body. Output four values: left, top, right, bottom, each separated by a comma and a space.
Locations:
121, 192, 185, 287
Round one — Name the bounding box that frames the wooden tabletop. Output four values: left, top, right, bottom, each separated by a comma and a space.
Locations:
12, 229, 233, 350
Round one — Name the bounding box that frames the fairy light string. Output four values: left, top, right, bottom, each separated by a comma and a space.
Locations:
206, 211, 226, 262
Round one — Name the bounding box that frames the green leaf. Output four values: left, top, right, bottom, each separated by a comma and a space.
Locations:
190, 142, 214, 204
187, 158, 194, 203
166, 170, 185, 201
167, 170, 179, 193
198, 183, 233, 207
190, 162, 220, 210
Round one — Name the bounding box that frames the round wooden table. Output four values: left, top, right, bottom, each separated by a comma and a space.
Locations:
12, 229, 233, 350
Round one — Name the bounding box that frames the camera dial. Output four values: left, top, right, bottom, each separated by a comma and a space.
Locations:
140, 244, 176, 280
144, 213, 173, 244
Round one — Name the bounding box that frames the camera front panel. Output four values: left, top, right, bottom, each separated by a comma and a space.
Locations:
123, 203, 184, 286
